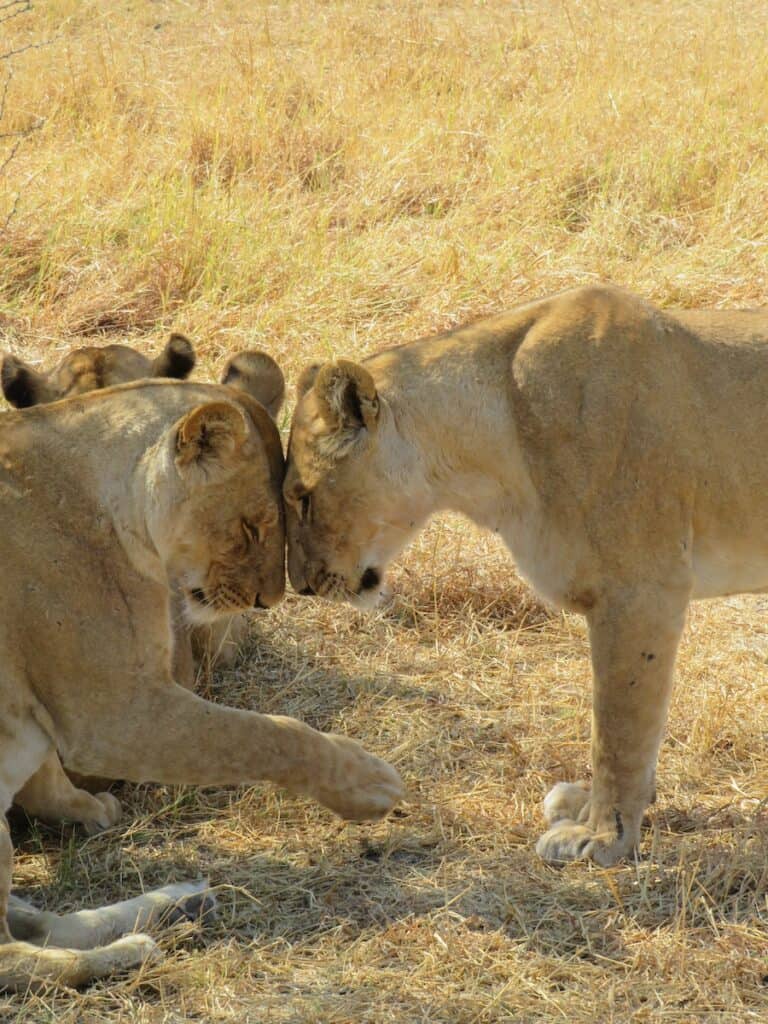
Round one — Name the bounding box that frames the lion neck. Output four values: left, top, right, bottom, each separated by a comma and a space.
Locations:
370, 335, 538, 534
20, 389, 181, 586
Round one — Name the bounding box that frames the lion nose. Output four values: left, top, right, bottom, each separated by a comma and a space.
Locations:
255, 580, 285, 609
359, 567, 381, 591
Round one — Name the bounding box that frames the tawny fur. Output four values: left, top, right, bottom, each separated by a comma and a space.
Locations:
0, 337, 285, 679
0, 333, 196, 407
0, 878, 215, 993
3, 342, 288, 830
0, 379, 402, 989
285, 283, 768, 866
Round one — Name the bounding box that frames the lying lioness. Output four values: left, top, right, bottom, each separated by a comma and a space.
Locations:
0, 333, 196, 407
284, 283, 768, 866
1, 338, 287, 678
4, 342, 289, 831
0, 335, 285, 418
0, 379, 402, 989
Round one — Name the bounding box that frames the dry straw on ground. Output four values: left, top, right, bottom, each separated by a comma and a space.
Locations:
2, 0, 768, 1020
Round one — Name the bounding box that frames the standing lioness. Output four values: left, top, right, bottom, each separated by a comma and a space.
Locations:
285, 283, 768, 866
0, 379, 402, 989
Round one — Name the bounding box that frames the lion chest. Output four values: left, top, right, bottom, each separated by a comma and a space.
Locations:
458, 484, 587, 612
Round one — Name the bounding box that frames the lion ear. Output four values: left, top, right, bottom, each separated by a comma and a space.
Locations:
1, 354, 53, 408
313, 360, 379, 434
221, 350, 285, 420
153, 333, 196, 380
296, 362, 322, 399
174, 401, 248, 469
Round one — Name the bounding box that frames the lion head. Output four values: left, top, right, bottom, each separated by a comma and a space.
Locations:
1, 334, 196, 407
152, 389, 287, 622
285, 359, 429, 607
221, 350, 285, 421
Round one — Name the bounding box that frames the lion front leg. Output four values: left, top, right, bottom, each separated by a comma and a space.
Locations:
536, 583, 689, 866
60, 684, 404, 822
191, 613, 249, 672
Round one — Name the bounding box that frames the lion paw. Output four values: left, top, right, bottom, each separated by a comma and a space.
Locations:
542, 781, 590, 826
160, 883, 218, 928
313, 735, 404, 821
83, 792, 122, 835
535, 818, 635, 866
537, 781, 643, 865
128, 879, 218, 933
107, 933, 162, 970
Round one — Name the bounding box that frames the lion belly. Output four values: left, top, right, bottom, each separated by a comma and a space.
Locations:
691, 542, 768, 598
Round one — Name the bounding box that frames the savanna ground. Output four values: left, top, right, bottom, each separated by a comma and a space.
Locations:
2, 0, 768, 1019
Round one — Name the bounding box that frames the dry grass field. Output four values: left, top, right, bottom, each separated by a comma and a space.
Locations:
2, 0, 768, 1019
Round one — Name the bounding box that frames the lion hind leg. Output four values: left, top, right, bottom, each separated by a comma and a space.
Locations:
14, 751, 121, 834
0, 931, 160, 992
0, 705, 53, 945
0, 814, 154, 992
0, 707, 192, 992
8, 879, 216, 949
1, 881, 216, 991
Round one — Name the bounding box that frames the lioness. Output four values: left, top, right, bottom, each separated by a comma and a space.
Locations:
5, 342, 288, 832
1, 339, 287, 678
1, 333, 196, 407
0, 379, 402, 989
285, 283, 768, 866
0, 337, 286, 417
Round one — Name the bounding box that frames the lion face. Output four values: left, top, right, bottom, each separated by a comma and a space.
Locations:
285, 360, 425, 607
157, 399, 286, 623
1, 334, 196, 407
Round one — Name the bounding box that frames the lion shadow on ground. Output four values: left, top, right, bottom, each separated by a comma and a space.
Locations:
197, 618, 440, 730
9, 611, 767, 980
9, 794, 768, 988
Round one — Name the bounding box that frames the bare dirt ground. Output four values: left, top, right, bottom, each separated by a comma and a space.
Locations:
2, 1, 768, 1020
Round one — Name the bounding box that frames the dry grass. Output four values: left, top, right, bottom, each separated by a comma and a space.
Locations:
2, 0, 768, 1019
